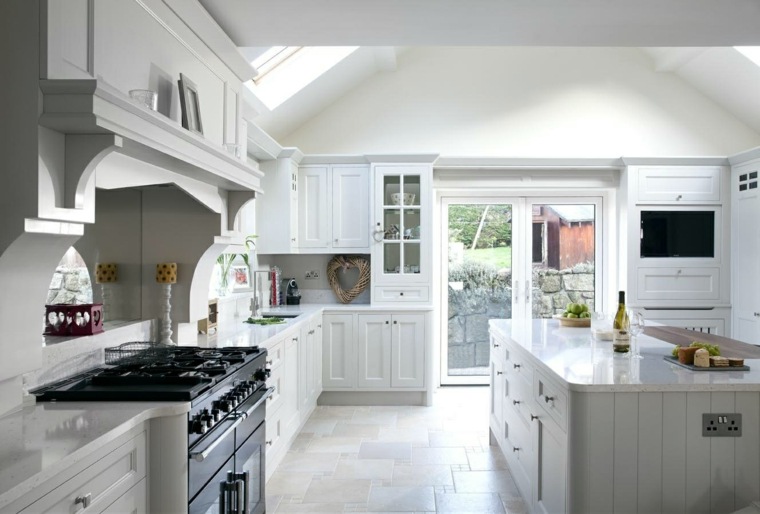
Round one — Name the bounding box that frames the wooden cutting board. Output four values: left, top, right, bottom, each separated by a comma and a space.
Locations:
644, 326, 760, 359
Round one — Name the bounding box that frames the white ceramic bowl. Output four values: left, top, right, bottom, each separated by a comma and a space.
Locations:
390, 193, 416, 205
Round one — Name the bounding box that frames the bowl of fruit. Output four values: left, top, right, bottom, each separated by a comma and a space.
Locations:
554, 302, 591, 327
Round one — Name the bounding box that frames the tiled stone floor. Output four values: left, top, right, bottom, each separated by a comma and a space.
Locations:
267, 386, 529, 513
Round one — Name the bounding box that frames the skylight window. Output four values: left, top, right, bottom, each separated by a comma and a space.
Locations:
247, 46, 359, 111
735, 47, 760, 67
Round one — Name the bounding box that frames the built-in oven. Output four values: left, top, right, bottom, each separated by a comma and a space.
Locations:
189, 386, 271, 514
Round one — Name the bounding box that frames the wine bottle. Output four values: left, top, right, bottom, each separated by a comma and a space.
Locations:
613, 290, 630, 353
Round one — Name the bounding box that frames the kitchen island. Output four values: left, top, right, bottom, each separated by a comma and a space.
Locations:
489, 318, 760, 514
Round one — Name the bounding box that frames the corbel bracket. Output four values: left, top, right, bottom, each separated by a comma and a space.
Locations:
64, 134, 123, 209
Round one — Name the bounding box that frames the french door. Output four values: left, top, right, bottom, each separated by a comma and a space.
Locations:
441, 196, 602, 385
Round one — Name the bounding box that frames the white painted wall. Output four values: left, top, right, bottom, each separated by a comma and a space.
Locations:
278, 47, 760, 156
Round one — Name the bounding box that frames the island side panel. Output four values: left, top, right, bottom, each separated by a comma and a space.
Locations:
686, 392, 713, 514
613, 394, 640, 512
710, 392, 737, 513
638, 392, 664, 513
735, 392, 760, 509
662, 392, 688, 513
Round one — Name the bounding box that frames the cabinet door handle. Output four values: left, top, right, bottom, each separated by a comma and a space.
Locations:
676, 194, 683, 200
292, 337, 299, 342
531, 414, 539, 421
318, 324, 322, 328
513, 446, 520, 452
308, 330, 315, 335
525, 280, 531, 303
496, 371, 503, 375
399, 292, 404, 296
544, 395, 555, 404
513, 363, 521, 369
291, 238, 296, 242
513, 400, 520, 405
493, 342, 500, 348
385, 320, 389, 324
393, 320, 397, 324
266, 440, 272, 446
74, 493, 92, 509
266, 359, 273, 365
334, 238, 339, 243
514, 280, 519, 304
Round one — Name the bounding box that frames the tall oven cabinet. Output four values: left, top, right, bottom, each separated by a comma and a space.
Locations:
371, 163, 433, 305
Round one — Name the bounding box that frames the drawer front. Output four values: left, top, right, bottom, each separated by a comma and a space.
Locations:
265, 339, 284, 371
266, 363, 284, 416
20, 431, 146, 514
505, 348, 533, 387
265, 408, 285, 462
637, 166, 721, 203
636, 267, 720, 301
508, 373, 534, 427
374, 286, 429, 302
534, 371, 568, 431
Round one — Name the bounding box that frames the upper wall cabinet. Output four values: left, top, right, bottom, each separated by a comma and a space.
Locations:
299, 165, 370, 252
371, 163, 433, 304
257, 151, 301, 254
635, 166, 722, 204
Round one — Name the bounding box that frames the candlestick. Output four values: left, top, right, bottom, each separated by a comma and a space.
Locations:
156, 263, 177, 344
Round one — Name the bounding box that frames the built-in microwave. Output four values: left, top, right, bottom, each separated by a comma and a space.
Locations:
640, 209, 716, 258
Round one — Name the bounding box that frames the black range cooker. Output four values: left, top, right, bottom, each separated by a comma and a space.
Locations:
32, 345, 272, 514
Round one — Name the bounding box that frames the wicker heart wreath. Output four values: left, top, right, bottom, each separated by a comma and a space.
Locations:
327, 255, 371, 304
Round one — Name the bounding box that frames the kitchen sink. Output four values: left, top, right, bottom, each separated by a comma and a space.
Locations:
262, 313, 301, 318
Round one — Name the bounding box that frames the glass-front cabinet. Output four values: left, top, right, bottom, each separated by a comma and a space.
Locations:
372, 163, 432, 302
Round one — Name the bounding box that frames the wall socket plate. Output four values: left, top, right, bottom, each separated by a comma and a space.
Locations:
703, 413, 742, 437
305, 270, 320, 280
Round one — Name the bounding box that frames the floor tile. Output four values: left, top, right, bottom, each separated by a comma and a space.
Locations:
302, 478, 372, 503
429, 431, 484, 448
301, 419, 338, 435
266, 472, 314, 496
466, 449, 510, 471
452, 470, 521, 495
306, 436, 364, 453
333, 422, 381, 438
333, 459, 395, 479
412, 447, 469, 465
501, 495, 530, 514
277, 452, 340, 473
367, 486, 436, 512
376, 427, 430, 444
310, 406, 357, 419
391, 464, 454, 486
348, 411, 399, 425
435, 492, 506, 513
359, 441, 412, 460
275, 502, 346, 512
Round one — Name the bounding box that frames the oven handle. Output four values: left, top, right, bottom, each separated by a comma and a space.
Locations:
238, 387, 274, 418
189, 415, 244, 463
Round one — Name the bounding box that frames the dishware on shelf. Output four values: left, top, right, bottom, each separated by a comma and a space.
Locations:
128, 89, 158, 111
390, 192, 416, 205
628, 309, 645, 358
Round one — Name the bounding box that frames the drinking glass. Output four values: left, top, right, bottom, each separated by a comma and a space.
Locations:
628, 310, 645, 359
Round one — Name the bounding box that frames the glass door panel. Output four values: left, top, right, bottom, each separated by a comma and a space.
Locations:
444, 202, 514, 383
384, 243, 401, 274
529, 203, 597, 318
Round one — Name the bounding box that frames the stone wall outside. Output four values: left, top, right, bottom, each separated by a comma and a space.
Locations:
448, 262, 595, 370
47, 266, 93, 305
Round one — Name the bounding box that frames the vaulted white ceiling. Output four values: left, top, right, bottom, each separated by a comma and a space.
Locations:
200, 1, 760, 144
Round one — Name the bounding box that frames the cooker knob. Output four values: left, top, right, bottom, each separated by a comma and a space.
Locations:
200, 409, 214, 429
227, 393, 239, 407
215, 399, 232, 412
253, 369, 271, 381
191, 418, 207, 435
210, 408, 222, 421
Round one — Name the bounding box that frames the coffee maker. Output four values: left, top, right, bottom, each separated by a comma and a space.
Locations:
282, 278, 301, 305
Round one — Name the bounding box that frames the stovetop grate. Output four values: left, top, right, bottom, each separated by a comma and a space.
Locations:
104, 341, 175, 365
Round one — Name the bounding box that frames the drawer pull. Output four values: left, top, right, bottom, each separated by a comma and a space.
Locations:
399, 292, 404, 296
512, 447, 520, 452
513, 363, 521, 369
266, 359, 273, 365
530, 414, 539, 421
513, 400, 521, 405
266, 440, 272, 446
676, 194, 683, 201
496, 371, 503, 376
318, 324, 322, 328
75, 493, 92, 509
493, 343, 500, 348
544, 395, 555, 404
292, 337, 298, 342
309, 330, 315, 335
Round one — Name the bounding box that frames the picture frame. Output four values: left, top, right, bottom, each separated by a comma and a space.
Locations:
231, 265, 251, 290
178, 73, 203, 135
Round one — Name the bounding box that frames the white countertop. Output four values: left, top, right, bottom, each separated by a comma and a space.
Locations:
0, 401, 188, 509
489, 318, 760, 392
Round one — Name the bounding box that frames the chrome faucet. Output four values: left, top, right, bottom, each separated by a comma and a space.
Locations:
251, 270, 270, 318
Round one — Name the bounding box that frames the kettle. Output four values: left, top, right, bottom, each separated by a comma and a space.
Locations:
283, 278, 301, 305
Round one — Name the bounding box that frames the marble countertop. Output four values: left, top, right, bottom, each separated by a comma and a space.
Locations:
489, 318, 760, 392
0, 401, 188, 509
195, 302, 432, 349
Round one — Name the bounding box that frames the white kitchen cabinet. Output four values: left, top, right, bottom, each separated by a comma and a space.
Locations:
390, 314, 425, 388
312, 314, 323, 404
371, 163, 433, 305
10, 429, 147, 514
299, 314, 323, 409
732, 161, 760, 344
356, 313, 425, 389
635, 166, 722, 203
533, 413, 567, 514
257, 151, 301, 254
298, 164, 370, 252
322, 314, 355, 389
357, 314, 392, 388
282, 330, 301, 440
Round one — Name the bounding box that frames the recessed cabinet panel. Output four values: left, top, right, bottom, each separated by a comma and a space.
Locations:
332, 166, 369, 248
298, 166, 329, 248
636, 267, 720, 301
322, 314, 354, 389
357, 315, 391, 388
637, 167, 721, 203
390, 314, 425, 388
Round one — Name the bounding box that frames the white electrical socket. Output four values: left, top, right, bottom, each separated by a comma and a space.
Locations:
305, 270, 320, 279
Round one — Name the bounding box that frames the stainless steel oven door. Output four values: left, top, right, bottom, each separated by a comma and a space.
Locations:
233, 416, 266, 514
